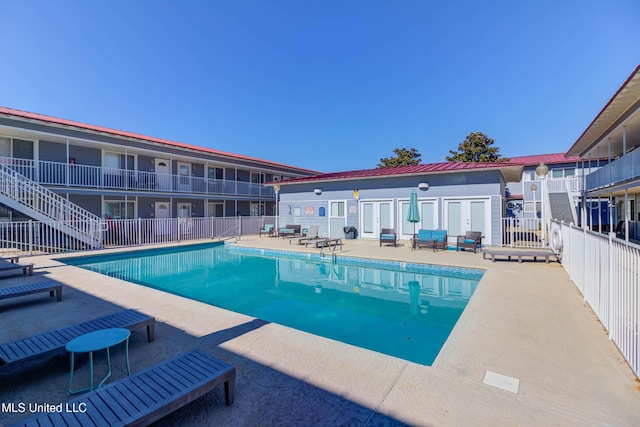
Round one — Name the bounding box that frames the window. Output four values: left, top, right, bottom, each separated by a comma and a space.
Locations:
330, 201, 345, 217
208, 167, 224, 180
104, 200, 135, 219
104, 152, 135, 170
250, 202, 265, 216
0, 136, 34, 159
524, 201, 540, 213
552, 168, 576, 179
208, 202, 224, 217
0, 137, 10, 157
250, 172, 265, 184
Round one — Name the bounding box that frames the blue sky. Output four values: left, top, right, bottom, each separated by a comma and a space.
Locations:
1, 1, 638, 173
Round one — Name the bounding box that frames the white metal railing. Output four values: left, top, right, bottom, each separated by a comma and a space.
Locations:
0, 216, 276, 255
586, 149, 640, 192
545, 176, 583, 193
501, 218, 547, 248
1, 157, 275, 198
0, 164, 102, 248
557, 219, 640, 378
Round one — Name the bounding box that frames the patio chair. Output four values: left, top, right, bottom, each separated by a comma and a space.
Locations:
380, 228, 397, 247
456, 231, 483, 253
259, 224, 275, 237
290, 225, 319, 245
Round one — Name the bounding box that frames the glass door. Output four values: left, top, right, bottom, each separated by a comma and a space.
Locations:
399, 200, 436, 240
444, 199, 489, 244
360, 201, 393, 239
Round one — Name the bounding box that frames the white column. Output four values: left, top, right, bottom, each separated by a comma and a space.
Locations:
624, 189, 629, 242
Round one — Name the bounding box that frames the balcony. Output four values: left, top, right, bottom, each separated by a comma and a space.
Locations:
1, 158, 275, 198
585, 148, 640, 192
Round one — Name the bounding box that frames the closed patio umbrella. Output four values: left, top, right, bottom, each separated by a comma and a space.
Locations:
407, 189, 420, 236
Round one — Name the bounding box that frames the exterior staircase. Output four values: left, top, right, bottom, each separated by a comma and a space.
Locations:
548, 192, 576, 224
0, 164, 103, 249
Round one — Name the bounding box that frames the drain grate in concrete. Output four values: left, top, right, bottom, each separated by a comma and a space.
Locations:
482, 370, 520, 394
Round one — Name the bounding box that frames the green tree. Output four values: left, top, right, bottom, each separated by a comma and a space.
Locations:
446, 132, 509, 162
377, 148, 422, 168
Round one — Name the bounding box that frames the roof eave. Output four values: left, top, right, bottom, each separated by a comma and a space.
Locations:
566, 64, 640, 157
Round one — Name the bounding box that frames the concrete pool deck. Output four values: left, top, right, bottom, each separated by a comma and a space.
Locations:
1, 237, 639, 426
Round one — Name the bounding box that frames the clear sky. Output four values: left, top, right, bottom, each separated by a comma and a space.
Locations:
1, 1, 638, 173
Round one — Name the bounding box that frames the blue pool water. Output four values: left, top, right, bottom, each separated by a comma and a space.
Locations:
62, 243, 483, 365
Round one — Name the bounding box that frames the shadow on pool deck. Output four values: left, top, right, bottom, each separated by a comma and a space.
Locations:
1, 236, 639, 426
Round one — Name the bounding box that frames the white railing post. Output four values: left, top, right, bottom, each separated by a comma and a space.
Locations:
509, 218, 514, 248
28, 219, 33, 256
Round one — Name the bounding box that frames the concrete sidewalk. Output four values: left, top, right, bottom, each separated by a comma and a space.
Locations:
1, 237, 638, 426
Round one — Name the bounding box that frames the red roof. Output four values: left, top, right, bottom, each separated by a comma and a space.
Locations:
0, 106, 319, 174
508, 153, 581, 166
270, 161, 523, 185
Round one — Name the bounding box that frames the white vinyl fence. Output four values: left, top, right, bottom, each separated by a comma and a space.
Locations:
557, 220, 640, 377
501, 218, 547, 248
0, 216, 276, 256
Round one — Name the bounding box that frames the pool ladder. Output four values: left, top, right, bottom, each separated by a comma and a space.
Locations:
214, 224, 240, 242
319, 243, 337, 263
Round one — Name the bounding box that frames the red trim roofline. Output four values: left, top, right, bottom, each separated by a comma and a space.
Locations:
508, 153, 581, 166
0, 106, 320, 175
268, 161, 524, 185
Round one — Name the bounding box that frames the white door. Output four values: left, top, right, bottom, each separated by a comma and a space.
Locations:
154, 202, 171, 235
444, 199, 490, 244
177, 162, 191, 192
329, 201, 346, 238
360, 201, 393, 239
177, 203, 193, 234
399, 200, 437, 240
155, 159, 171, 190
177, 203, 191, 218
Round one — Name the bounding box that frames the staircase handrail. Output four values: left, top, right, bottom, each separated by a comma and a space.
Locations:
215, 224, 240, 240
564, 179, 579, 224
0, 164, 103, 244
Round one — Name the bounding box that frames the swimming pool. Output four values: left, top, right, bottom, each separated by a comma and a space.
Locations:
63, 243, 483, 365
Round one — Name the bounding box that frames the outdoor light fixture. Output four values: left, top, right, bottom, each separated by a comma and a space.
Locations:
274, 184, 280, 231
535, 162, 549, 178
353, 188, 359, 201
314, 188, 322, 196
418, 182, 429, 191
534, 162, 549, 246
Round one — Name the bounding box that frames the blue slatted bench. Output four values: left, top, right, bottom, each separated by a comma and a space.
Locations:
0, 261, 33, 276
0, 309, 155, 372
0, 279, 63, 303
11, 349, 235, 427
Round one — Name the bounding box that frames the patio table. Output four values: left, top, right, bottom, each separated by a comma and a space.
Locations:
65, 327, 131, 395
